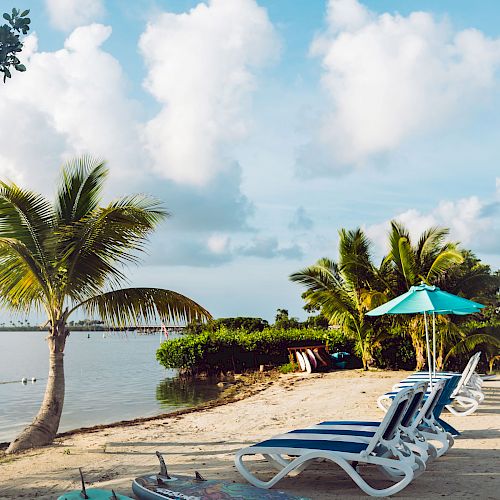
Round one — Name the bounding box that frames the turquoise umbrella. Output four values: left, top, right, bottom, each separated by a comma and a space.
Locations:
366, 283, 484, 381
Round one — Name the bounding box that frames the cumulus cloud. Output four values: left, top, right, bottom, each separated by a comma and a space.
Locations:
365, 182, 500, 257
46, 0, 105, 31
0, 25, 143, 190
139, 0, 280, 185
289, 206, 314, 231
305, 0, 500, 172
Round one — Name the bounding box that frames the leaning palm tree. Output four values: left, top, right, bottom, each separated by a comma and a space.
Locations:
2, 157, 211, 454
290, 229, 388, 370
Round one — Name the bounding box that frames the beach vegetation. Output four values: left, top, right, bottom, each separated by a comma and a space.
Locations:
290, 229, 390, 369
291, 223, 499, 372
1, 156, 211, 454
278, 362, 298, 374
185, 316, 269, 335
157, 327, 354, 375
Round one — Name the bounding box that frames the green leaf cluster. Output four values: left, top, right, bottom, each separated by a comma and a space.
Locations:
1, 8, 30, 82
156, 327, 353, 374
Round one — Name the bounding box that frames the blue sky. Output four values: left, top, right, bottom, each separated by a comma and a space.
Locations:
1, 0, 499, 323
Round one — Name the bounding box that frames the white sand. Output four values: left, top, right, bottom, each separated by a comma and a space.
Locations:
0, 370, 498, 499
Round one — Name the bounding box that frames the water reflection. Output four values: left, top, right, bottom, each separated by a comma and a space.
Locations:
156, 376, 223, 409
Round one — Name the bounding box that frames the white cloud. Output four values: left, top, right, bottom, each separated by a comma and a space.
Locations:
46, 0, 105, 31
365, 183, 499, 257
139, 0, 280, 186
207, 234, 230, 254
308, 0, 500, 170
0, 25, 142, 190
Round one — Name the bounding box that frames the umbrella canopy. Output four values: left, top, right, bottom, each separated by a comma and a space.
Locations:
365, 283, 484, 316
366, 283, 485, 381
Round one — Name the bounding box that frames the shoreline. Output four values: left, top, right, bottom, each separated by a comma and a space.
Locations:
0, 371, 277, 451
1, 370, 498, 499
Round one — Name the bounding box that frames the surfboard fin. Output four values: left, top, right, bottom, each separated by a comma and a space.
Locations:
78, 468, 89, 499
155, 451, 171, 479
194, 471, 206, 482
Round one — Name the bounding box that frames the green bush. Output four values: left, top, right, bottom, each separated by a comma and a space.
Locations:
156, 327, 355, 374
372, 335, 416, 370
278, 362, 297, 374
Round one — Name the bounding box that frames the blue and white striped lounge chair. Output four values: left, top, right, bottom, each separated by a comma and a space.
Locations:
392, 353, 483, 416
304, 380, 449, 463
378, 374, 461, 437
235, 387, 422, 497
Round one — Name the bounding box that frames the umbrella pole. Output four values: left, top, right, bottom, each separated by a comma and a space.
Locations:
424, 311, 432, 389
432, 312, 436, 377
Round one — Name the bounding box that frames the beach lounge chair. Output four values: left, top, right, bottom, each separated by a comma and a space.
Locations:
393, 353, 483, 416
378, 375, 461, 436
235, 387, 423, 497
296, 382, 436, 466
304, 380, 451, 463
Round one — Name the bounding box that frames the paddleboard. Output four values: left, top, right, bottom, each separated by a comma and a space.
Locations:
313, 348, 329, 366
302, 351, 312, 373
58, 468, 132, 500
133, 473, 310, 499
305, 349, 317, 369
58, 489, 132, 499
295, 351, 306, 371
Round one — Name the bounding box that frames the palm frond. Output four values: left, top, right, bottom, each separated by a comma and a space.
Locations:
0, 238, 46, 311
416, 226, 449, 265
72, 287, 212, 326
398, 236, 417, 286
54, 156, 108, 224
58, 195, 168, 301
444, 333, 500, 363
0, 182, 53, 277
388, 221, 411, 283
290, 258, 341, 292
426, 248, 463, 282
338, 228, 375, 288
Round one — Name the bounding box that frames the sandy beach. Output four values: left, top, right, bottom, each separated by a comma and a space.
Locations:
0, 370, 498, 499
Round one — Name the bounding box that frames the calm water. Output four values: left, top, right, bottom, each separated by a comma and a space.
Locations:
0, 331, 222, 443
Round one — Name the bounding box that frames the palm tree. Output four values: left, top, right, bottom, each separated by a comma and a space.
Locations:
290, 229, 388, 370
385, 222, 464, 369
1, 157, 211, 454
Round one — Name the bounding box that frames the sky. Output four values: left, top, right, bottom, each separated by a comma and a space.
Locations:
0, 0, 499, 323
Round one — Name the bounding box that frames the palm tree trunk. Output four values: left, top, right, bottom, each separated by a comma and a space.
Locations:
411, 332, 426, 371
7, 323, 67, 454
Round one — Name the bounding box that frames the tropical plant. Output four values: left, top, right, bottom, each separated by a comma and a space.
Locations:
290, 229, 389, 369
1, 156, 211, 454
384, 222, 464, 369
157, 326, 353, 374
1, 8, 30, 82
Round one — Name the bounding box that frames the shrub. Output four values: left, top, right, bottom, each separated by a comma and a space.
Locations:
372, 335, 416, 370
184, 317, 269, 335
156, 327, 355, 374
278, 362, 297, 374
